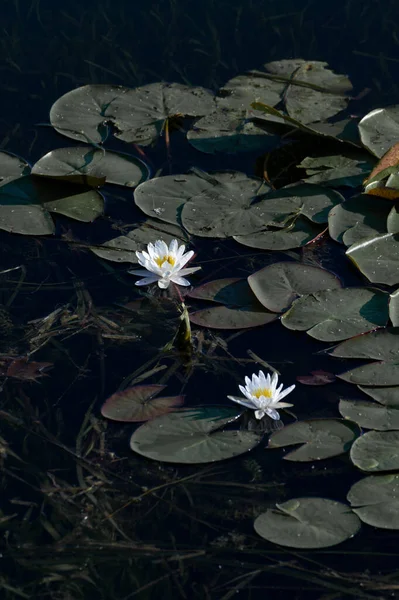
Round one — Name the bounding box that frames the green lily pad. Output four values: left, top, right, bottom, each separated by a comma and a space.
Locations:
0, 175, 104, 234
254, 497, 361, 549
390, 288, 399, 326
348, 474, 399, 529
130, 406, 262, 464
299, 154, 375, 188
0, 151, 31, 187
234, 216, 323, 251
359, 385, 399, 406
282, 287, 388, 342
387, 205, 399, 234
346, 232, 399, 286
248, 262, 341, 312
350, 430, 399, 472
32, 147, 149, 188
267, 418, 360, 461
339, 398, 399, 430
358, 106, 399, 158
188, 278, 278, 329
90, 220, 185, 263
328, 195, 392, 246
50, 83, 215, 146
101, 384, 184, 422
334, 328, 399, 386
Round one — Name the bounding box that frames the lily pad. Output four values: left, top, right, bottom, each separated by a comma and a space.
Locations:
247, 261, 341, 312
387, 205, 399, 234
254, 497, 361, 549
298, 154, 375, 188
358, 106, 399, 158
101, 384, 184, 422
0, 151, 30, 187
339, 398, 399, 430
350, 430, 399, 472
267, 418, 360, 461
334, 328, 399, 386
359, 385, 399, 406
0, 175, 104, 234
50, 83, 215, 146
188, 278, 278, 329
390, 288, 399, 326
346, 233, 399, 286
32, 147, 149, 188
348, 474, 399, 529
90, 220, 185, 263
282, 287, 388, 342
130, 406, 262, 464
328, 195, 392, 246
234, 216, 323, 251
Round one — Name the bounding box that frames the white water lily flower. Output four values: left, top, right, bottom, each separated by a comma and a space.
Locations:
129, 239, 201, 289
227, 370, 295, 420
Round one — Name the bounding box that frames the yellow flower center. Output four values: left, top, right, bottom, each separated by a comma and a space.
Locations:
155, 255, 175, 267
253, 387, 272, 399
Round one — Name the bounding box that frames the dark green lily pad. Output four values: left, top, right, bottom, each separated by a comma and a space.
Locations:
387, 205, 399, 234
339, 398, 399, 430
130, 406, 262, 464
0, 151, 31, 187
350, 430, 399, 472
32, 147, 149, 188
359, 385, 399, 406
90, 220, 185, 263
334, 328, 399, 386
0, 175, 104, 234
359, 106, 399, 158
101, 384, 184, 422
267, 418, 360, 461
348, 474, 399, 529
346, 232, 399, 286
299, 154, 374, 188
234, 216, 322, 251
248, 262, 341, 312
50, 83, 215, 146
188, 278, 277, 329
282, 287, 388, 342
254, 497, 361, 549
390, 288, 399, 326
328, 195, 392, 246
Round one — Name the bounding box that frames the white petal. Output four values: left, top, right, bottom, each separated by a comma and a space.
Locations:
135, 276, 160, 286
147, 243, 157, 259
227, 395, 257, 410
176, 249, 194, 270
177, 266, 201, 276
169, 239, 178, 255
254, 409, 266, 420
170, 275, 191, 287
128, 269, 150, 276
158, 277, 171, 289
266, 408, 281, 420
239, 385, 255, 402
244, 375, 252, 389
276, 384, 295, 401
273, 401, 293, 409
271, 372, 279, 390
155, 239, 168, 255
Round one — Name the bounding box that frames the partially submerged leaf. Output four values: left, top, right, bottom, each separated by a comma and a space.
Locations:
348, 474, 399, 529
0, 356, 53, 381
359, 106, 399, 158
328, 195, 392, 246
101, 384, 184, 422
0, 151, 30, 187
339, 398, 399, 431
296, 370, 336, 385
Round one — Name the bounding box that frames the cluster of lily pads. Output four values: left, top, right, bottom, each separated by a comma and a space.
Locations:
2, 58, 399, 550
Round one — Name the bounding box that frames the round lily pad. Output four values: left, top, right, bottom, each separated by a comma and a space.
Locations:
339, 398, 399, 431
348, 474, 399, 529
328, 195, 392, 246
350, 430, 399, 472
358, 106, 399, 158
130, 406, 262, 464
299, 154, 375, 188
359, 385, 399, 406
32, 147, 150, 188
101, 384, 184, 422
254, 497, 361, 549
282, 287, 388, 342
234, 216, 322, 251
0, 151, 30, 188
346, 232, 399, 286
267, 418, 360, 461
248, 262, 341, 312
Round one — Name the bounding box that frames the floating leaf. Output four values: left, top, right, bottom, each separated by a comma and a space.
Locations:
299, 154, 374, 188
101, 384, 184, 422
334, 328, 399, 386
32, 147, 149, 188
359, 385, 399, 406
0, 356, 52, 381
296, 370, 336, 385
234, 216, 322, 251
267, 419, 359, 461
247, 261, 341, 312
328, 195, 392, 246
348, 474, 399, 529
390, 288, 399, 326
188, 278, 277, 329
254, 497, 361, 549
130, 406, 262, 464
0, 151, 30, 187
339, 398, 399, 431
282, 287, 388, 342
50, 83, 215, 146
350, 430, 399, 472
359, 106, 399, 158
387, 205, 399, 234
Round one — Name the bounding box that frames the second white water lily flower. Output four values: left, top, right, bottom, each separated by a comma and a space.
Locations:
129, 239, 201, 289
227, 370, 295, 420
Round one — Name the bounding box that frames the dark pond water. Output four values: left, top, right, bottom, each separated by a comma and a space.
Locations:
1, 1, 399, 599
